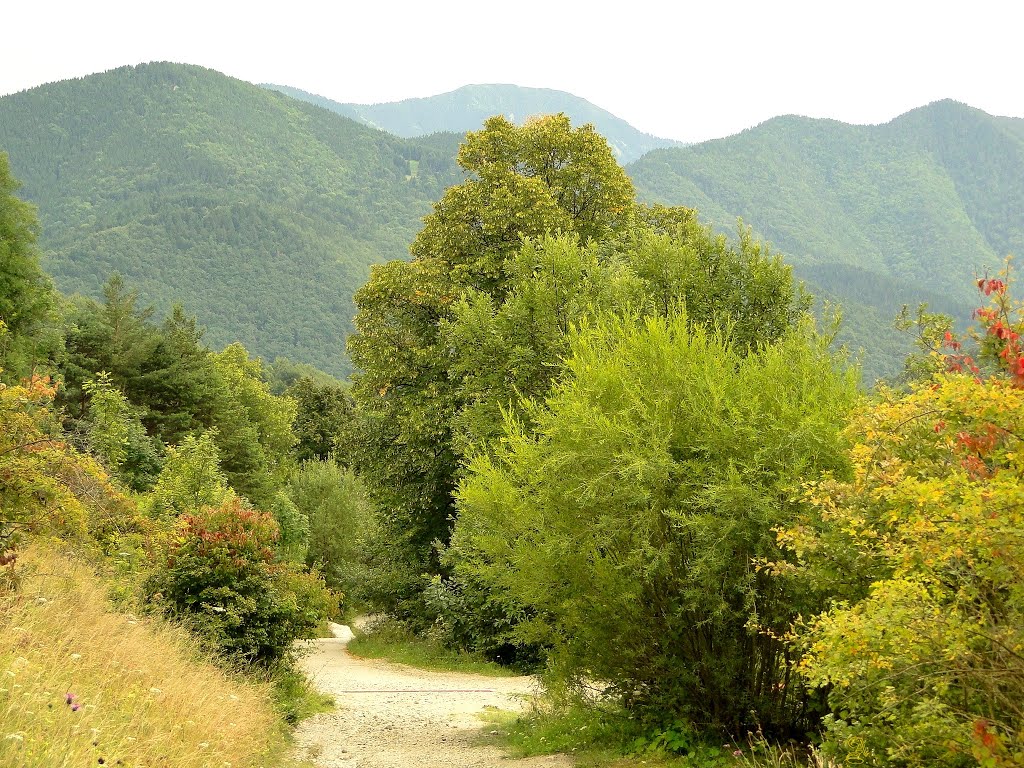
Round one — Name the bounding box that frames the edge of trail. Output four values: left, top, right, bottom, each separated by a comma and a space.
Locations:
292, 621, 574, 768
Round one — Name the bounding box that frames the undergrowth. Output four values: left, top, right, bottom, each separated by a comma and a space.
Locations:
0, 543, 317, 767
264, 663, 333, 725
481, 698, 836, 768
347, 617, 517, 677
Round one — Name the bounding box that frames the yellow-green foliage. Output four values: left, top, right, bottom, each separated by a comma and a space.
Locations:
0, 545, 296, 768
783, 375, 1024, 766
0, 372, 147, 557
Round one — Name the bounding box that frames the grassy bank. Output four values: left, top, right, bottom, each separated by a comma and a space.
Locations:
0, 544, 321, 768
346, 618, 517, 678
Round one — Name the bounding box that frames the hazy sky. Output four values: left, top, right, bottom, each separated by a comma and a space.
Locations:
3, 0, 1020, 143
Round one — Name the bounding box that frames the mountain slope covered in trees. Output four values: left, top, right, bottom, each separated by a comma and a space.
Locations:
628, 100, 1024, 377
0, 62, 462, 374
262, 83, 684, 164
3, 64, 1022, 380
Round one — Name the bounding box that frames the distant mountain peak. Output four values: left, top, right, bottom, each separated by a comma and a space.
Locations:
260, 82, 685, 164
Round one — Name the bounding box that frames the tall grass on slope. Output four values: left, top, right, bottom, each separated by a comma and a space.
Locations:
0, 544, 296, 768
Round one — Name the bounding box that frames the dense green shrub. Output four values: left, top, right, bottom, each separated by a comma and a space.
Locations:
450, 310, 857, 733
287, 459, 370, 601
146, 497, 335, 664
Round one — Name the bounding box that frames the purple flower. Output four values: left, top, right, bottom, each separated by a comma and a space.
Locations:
65, 692, 81, 711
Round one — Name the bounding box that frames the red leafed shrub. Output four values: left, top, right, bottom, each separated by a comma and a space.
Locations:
146, 496, 335, 665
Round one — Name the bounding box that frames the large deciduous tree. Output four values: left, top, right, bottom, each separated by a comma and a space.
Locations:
0, 152, 54, 375
348, 115, 810, 623
347, 115, 637, 620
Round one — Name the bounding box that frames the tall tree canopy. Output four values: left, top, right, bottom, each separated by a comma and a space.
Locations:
347, 115, 639, 618
0, 152, 53, 374
348, 115, 810, 621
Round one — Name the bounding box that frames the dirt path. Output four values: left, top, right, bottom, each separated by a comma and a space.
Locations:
293, 623, 573, 768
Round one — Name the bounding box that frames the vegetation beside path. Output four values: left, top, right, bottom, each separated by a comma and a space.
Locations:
347, 618, 517, 678
0, 544, 326, 768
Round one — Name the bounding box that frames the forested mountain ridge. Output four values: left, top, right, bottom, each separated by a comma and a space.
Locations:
3, 62, 1022, 380
628, 100, 1024, 377
0, 62, 462, 374
261, 82, 684, 164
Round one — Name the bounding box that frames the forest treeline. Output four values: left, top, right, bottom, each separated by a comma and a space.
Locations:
3, 109, 1024, 768
0, 144, 370, 678
0, 62, 464, 375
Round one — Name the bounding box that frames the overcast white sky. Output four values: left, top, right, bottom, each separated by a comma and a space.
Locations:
3, 0, 1020, 143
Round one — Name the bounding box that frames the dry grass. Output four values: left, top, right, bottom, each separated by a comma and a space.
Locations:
0, 543, 306, 768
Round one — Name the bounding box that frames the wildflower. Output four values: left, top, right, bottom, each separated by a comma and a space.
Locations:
149, 688, 162, 694
733, 749, 743, 757
198, 742, 210, 749
4, 732, 24, 742
70, 653, 82, 660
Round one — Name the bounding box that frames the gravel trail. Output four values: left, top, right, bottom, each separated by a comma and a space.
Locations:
293, 622, 573, 768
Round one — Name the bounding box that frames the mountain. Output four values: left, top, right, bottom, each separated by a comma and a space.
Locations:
628, 100, 1024, 379
261, 83, 684, 164
0, 63, 462, 375
3, 63, 1021, 382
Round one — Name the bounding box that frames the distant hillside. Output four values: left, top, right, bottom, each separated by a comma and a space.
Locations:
0, 63, 462, 374
3, 64, 1021, 382
628, 100, 1024, 380
262, 83, 684, 164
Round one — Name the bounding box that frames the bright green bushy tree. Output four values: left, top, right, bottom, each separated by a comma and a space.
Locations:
82, 372, 162, 490
145, 431, 229, 518
450, 310, 857, 732
209, 343, 297, 505
287, 459, 371, 598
